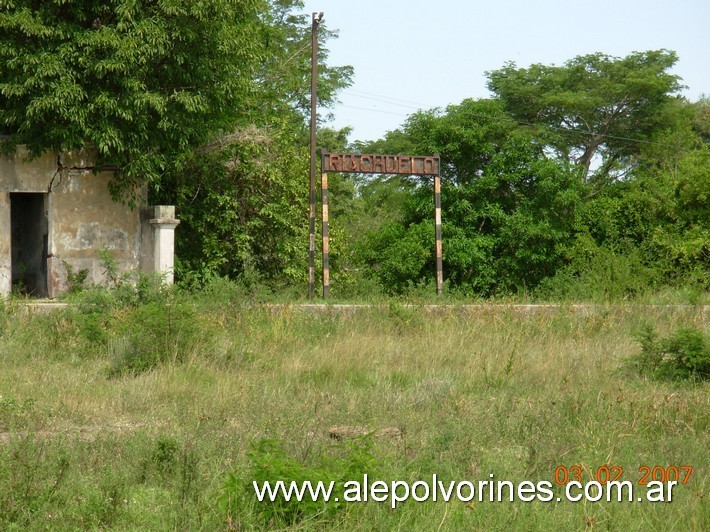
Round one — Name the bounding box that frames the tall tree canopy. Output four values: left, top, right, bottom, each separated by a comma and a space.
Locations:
258, 0, 352, 123
486, 50, 683, 181
0, 0, 350, 202
147, 1, 352, 285
342, 51, 708, 298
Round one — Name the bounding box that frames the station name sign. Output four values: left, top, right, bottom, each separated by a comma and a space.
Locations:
322, 152, 440, 176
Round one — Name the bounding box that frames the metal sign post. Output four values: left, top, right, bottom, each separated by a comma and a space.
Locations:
321, 166, 330, 297
434, 172, 443, 295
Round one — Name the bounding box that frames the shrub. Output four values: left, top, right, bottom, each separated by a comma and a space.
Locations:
63, 260, 89, 294
629, 325, 710, 381
65, 288, 117, 345
63, 247, 182, 350
219, 438, 378, 528
107, 299, 204, 377
535, 235, 659, 302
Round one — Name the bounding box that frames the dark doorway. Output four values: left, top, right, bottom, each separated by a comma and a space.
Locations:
10, 193, 49, 297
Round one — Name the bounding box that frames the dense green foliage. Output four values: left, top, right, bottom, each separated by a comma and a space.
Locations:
220, 437, 379, 527
631, 325, 709, 381
338, 51, 709, 299
151, 2, 352, 285
0, 3, 705, 300
358, 123, 585, 295
0, 0, 351, 204
487, 50, 683, 181
160, 124, 309, 286
0, 0, 267, 200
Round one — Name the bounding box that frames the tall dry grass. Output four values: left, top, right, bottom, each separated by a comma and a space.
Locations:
0, 299, 706, 529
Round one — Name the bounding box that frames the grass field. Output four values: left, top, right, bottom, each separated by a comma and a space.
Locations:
0, 292, 707, 530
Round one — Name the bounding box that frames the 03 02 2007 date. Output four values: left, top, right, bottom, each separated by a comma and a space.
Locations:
554, 465, 694, 485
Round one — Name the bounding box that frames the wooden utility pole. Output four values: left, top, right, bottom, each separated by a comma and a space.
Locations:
308, 12, 323, 299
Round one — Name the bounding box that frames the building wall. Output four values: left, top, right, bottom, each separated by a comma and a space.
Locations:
0, 146, 143, 297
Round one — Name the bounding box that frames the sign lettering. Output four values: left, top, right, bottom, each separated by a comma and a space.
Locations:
322, 152, 440, 175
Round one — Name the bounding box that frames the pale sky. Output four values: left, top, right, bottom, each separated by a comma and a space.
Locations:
301, 0, 710, 142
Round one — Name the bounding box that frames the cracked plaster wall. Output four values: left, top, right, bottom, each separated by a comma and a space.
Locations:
0, 146, 143, 297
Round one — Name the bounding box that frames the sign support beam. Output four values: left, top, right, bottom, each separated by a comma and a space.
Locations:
321, 151, 443, 296
434, 172, 443, 295
321, 168, 329, 298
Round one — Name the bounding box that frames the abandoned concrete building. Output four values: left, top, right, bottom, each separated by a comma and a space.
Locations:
0, 146, 179, 298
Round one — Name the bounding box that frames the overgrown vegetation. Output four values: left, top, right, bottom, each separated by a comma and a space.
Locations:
220, 437, 379, 527
348, 55, 710, 299
0, 0, 351, 203
1, 2, 707, 528
2, 1, 706, 297
629, 325, 710, 381
0, 285, 706, 529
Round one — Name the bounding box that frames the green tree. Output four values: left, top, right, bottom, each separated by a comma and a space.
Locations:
539, 136, 710, 301
349, 51, 706, 299
0, 0, 267, 201
147, 2, 353, 287
160, 122, 309, 286
1, 1, 353, 285
690, 95, 710, 143
486, 50, 683, 182
0, 0, 352, 206
258, 1, 353, 124
354, 101, 583, 295
400, 98, 516, 186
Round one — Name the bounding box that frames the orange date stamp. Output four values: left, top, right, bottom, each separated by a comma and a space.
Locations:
554, 464, 694, 486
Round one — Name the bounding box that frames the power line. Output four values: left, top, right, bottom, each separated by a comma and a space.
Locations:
513, 119, 680, 148
339, 104, 409, 118
343, 91, 423, 110
344, 89, 432, 109
338, 89, 683, 148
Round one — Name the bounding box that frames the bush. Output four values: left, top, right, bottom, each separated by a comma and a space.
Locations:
59, 251, 210, 375
219, 438, 378, 528
64, 269, 173, 346
65, 288, 117, 345
629, 325, 710, 381
535, 234, 659, 302
107, 299, 205, 377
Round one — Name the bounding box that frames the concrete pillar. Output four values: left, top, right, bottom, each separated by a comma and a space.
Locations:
141, 205, 180, 285
0, 192, 10, 296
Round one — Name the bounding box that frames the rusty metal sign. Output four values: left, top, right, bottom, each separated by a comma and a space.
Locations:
322, 152, 440, 176
319, 150, 443, 296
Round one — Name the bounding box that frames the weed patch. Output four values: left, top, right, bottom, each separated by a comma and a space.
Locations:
629, 325, 710, 381
108, 300, 206, 377
220, 438, 379, 528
